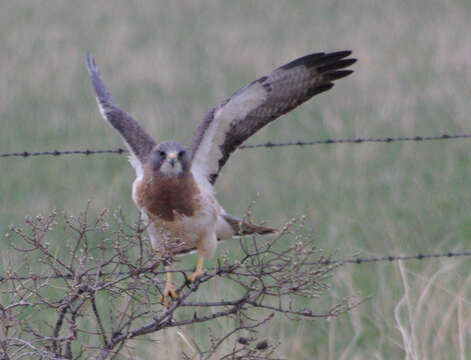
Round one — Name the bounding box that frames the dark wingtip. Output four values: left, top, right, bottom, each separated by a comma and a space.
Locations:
84, 53, 113, 103
318, 58, 357, 73
279, 52, 325, 70
279, 50, 356, 71
328, 70, 354, 81
328, 50, 352, 58
85, 53, 97, 75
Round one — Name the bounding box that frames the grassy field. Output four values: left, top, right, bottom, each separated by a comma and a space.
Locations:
1, 0, 471, 358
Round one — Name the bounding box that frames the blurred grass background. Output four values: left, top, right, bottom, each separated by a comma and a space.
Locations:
1, 0, 471, 358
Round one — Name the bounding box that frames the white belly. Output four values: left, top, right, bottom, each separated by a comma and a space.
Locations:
145, 190, 220, 258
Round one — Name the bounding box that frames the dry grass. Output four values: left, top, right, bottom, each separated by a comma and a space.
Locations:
1, 0, 471, 358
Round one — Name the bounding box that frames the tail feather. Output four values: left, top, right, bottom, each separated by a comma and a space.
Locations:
222, 214, 277, 236
173, 214, 277, 257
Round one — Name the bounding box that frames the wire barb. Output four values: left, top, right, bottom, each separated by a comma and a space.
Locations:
1, 133, 470, 159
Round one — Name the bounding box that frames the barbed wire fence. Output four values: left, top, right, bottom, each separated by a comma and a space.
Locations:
1, 250, 470, 284
3, 131, 470, 269
1, 132, 471, 158
1, 132, 471, 359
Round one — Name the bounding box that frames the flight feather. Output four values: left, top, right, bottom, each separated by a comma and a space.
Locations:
190, 51, 356, 184
85, 54, 157, 164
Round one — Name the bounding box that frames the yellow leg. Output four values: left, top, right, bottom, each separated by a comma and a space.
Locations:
160, 266, 178, 308
188, 254, 206, 283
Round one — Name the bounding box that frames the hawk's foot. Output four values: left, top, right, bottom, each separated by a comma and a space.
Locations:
188, 268, 206, 283
160, 281, 179, 308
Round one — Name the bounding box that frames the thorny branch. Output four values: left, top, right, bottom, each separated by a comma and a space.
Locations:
0, 207, 358, 359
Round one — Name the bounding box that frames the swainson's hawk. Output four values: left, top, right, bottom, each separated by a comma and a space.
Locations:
86, 51, 356, 306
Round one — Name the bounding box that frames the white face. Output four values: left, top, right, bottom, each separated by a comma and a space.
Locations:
159, 151, 183, 177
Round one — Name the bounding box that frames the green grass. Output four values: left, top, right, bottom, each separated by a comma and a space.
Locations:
1, 0, 471, 358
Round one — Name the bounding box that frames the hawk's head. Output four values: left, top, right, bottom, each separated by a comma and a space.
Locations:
150, 141, 190, 177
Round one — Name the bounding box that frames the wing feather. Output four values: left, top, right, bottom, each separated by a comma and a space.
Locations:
190, 51, 356, 184
85, 54, 156, 165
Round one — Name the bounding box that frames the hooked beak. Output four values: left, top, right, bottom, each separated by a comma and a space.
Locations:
167, 152, 177, 167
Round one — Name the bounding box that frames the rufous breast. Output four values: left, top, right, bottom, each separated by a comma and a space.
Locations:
134, 165, 201, 222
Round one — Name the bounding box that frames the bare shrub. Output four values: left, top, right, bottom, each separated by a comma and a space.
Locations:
0, 206, 358, 359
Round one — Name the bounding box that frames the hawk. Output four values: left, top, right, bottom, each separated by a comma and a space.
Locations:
86, 50, 356, 306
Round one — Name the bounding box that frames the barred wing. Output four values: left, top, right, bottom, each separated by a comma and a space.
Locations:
189, 51, 356, 185
85, 54, 156, 164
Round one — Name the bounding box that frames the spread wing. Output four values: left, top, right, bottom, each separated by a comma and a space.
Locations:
190, 51, 356, 184
85, 54, 156, 165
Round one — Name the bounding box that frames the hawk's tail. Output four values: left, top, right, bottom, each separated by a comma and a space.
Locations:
173, 214, 277, 257
221, 214, 277, 236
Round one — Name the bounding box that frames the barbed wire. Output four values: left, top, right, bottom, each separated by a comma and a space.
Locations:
318, 250, 471, 265
240, 133, 471, 149
1, 250, 469, 283
0, 148, 127, 158
1, 133, 470, 159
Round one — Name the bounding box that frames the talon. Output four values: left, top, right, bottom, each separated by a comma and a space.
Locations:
160, 282, 179, 308
160, 268, 178, 308
188, 254, 206, 283
188, 268, 206, 283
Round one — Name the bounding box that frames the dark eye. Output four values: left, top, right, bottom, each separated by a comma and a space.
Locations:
178, 150, 185, 158
159, 151, 166, 158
